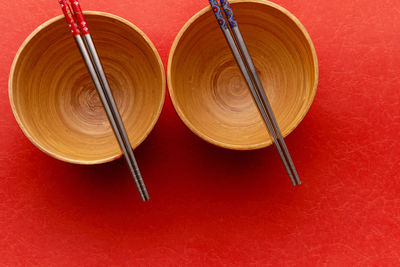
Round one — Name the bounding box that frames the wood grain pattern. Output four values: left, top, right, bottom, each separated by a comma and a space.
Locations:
168, 0, 318, 150
9, 12, 165, 164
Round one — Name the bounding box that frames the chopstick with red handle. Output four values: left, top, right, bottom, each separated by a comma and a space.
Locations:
58, 0, 149, 201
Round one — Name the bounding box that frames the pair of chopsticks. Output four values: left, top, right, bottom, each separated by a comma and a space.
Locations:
208, 0, 301, 186
58, 0, 149, 201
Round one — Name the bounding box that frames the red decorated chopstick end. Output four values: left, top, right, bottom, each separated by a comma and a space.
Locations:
70, 0, 90, 35
58, 0, 80, 36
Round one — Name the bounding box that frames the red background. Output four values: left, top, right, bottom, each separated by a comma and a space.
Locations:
1, 0, 399, 265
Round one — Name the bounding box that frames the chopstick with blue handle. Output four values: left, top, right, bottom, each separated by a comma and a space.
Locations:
208, 0, 300, 186
58, 0, 149, 201
220, 0, 301, 185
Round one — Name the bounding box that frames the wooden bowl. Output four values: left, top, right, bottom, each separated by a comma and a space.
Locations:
9, 12, 165, 164
168, 0, 318, 150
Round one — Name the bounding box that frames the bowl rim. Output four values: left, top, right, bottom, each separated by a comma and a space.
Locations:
9, 11, 166, 165
167, 0, 319, 150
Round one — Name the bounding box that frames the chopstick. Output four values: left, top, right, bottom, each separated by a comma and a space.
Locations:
220, 0, 301, 186
58, 0, 150, 201
208, 0, 301, 186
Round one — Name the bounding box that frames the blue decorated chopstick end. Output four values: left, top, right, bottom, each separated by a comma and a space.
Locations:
220, 0, 237, 28
208, 0, 228, 30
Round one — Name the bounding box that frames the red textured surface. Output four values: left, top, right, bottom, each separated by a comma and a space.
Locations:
1, 0, 399, 265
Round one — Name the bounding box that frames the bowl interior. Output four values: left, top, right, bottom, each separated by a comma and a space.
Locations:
10, 12, 165, 164
168, 0, 318, 150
